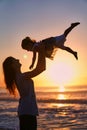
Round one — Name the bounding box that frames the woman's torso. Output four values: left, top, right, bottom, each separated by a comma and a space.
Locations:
15, 73, 38, 116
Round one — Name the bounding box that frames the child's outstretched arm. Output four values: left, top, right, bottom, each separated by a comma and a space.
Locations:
29, 51, 36, 69
29, 41, 44, 69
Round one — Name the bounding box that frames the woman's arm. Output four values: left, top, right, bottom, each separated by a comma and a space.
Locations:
24, 43, 46, 78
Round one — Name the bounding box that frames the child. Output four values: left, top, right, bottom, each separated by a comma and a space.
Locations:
21, 22, 80, 69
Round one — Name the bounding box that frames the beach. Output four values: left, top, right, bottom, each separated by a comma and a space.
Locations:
0, 86, 87, 130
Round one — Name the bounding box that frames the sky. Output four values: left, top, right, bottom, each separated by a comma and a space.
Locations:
0, 0, 87, 88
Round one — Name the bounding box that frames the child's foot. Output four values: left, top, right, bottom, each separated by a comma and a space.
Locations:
71, 22, 80, 28
74, 52, 78, 60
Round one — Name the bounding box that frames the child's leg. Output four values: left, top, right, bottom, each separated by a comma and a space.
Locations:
60, 46, 78, 60
64, 22, 80, 37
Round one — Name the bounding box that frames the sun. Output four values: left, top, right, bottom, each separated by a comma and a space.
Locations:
59, 85, 65, 92
47, 61, 75, 86
23, 54, 28, 59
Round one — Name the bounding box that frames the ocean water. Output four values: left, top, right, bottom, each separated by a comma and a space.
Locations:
0, 86, 87, 130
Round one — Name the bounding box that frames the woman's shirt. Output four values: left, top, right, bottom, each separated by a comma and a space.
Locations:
15, 73, 38, 116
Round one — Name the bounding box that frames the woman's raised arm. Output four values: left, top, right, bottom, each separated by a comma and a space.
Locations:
24, 43, 46, 78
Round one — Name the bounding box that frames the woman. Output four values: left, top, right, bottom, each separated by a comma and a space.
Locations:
2, 43, 46, 130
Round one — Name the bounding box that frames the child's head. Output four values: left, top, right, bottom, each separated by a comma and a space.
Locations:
21, 37, 36, 51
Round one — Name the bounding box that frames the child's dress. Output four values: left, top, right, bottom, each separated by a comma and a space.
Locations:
33, 34, 66, 60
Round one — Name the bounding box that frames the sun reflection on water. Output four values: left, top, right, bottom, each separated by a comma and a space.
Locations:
52, 85, 67, 108
57, 94, 66, 107
57, 85, 66, 107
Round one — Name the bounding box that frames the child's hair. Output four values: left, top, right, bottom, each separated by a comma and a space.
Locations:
21, 37, 36, 50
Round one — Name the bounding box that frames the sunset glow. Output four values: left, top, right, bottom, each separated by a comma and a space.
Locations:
0, 1, 87, 88
46, 60, 75, 86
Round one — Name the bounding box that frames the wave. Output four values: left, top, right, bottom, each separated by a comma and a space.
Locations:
37, 99, 87, 104
0, 97, 87, 104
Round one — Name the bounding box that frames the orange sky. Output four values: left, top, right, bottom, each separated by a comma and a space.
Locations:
0, 0, 87, 88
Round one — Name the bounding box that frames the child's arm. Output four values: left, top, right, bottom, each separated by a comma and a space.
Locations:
29, 51, 36, 69
29, 41, 44, 69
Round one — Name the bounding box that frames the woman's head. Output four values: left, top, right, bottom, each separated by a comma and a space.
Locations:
21, 37, 36, 51
3, 56, 21, 95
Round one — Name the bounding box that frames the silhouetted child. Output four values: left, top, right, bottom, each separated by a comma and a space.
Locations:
21, 22, 80, 69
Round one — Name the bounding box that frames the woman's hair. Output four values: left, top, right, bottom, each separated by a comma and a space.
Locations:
21, 36, 36, 49
3, 56, 16, 95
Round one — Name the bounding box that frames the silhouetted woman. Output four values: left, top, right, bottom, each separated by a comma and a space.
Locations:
2, 43, 46, 130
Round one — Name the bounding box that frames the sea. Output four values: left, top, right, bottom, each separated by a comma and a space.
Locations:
0, 85, 87, 130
